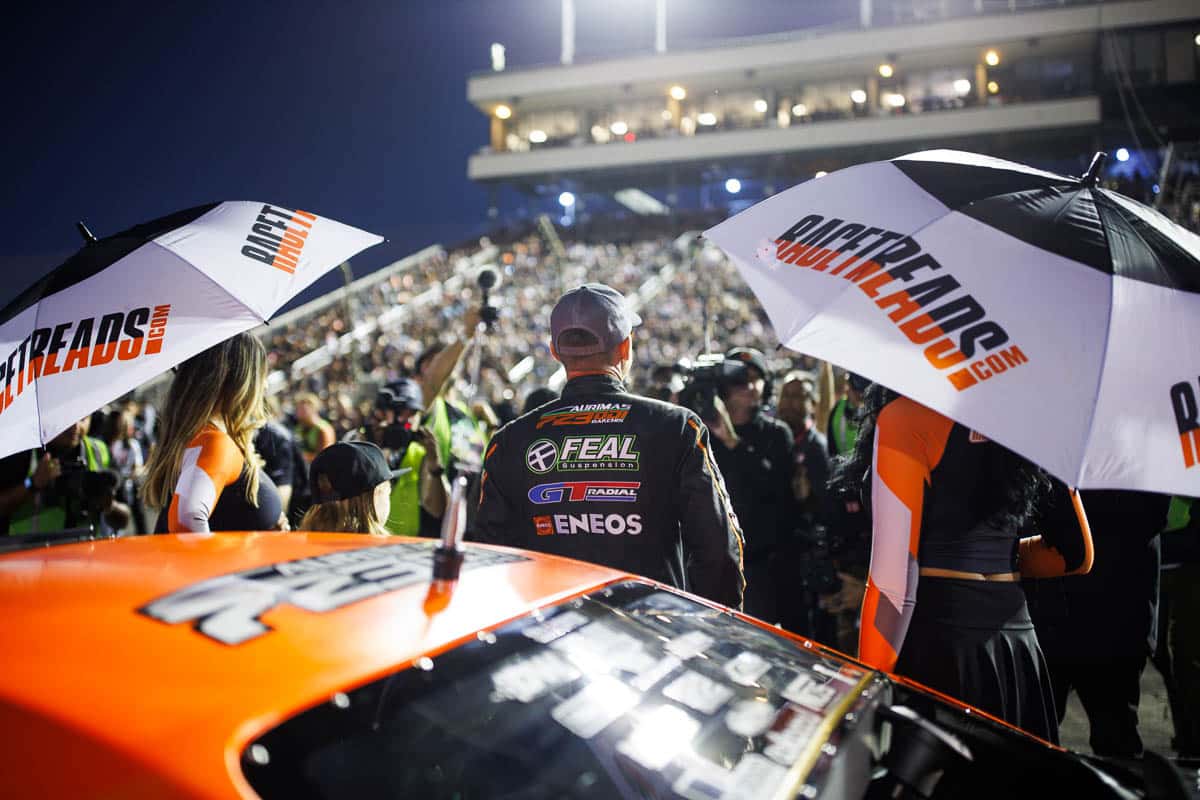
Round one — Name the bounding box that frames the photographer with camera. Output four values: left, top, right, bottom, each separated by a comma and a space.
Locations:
688, 348, 795, 623
474, 283, 744, 608
348, 379, 447, 537
0, 417, 131, 536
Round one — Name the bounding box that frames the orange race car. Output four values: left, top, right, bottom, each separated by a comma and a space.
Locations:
0, 522, 1187, 799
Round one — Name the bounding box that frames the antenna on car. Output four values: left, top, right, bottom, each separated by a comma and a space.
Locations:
433, 476, 468, 583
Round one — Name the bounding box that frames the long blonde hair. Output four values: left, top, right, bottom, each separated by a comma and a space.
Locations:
144, 332, 268, 509
299, 492, 389, 536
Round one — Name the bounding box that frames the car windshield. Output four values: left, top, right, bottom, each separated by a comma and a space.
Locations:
242, 581, 871, 799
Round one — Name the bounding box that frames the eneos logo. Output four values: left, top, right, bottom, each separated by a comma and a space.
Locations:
1170, 377, 1200, 469
524, 435, 640, 473
528, 481, 640, 504
533, 513, 643, 536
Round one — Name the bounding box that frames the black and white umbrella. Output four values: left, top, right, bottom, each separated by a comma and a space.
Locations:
705, 150, 1200, 495
0, 202, 382, 458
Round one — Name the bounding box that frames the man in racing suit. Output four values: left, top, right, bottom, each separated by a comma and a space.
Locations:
472, 283, 745, 609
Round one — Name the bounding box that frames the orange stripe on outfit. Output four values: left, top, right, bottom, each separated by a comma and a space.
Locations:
858, 398, 952, 672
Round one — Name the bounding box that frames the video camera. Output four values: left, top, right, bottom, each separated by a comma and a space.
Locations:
676, 353, 752, 421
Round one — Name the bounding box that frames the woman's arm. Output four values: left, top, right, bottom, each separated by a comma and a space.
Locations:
1019, 488, 1094, 577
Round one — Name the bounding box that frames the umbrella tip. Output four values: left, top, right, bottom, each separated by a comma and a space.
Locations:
76, 221, 97, 244
1081, 152, 1107, 187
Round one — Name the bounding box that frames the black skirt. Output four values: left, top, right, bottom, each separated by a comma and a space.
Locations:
895, 577, 1059, 744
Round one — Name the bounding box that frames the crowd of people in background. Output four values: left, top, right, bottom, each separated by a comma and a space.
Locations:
0, 208, 1196, 759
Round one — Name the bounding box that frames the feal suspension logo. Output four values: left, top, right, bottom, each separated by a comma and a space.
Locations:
1171, 377, 1200, 469
0, 305, 171, 417
759, 213, 1029, 391
240, 204, 317, 274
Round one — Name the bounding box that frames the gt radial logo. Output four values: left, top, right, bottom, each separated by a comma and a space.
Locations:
524, 435, 640, 474
1170, 377, 1200, 469
529, 481, 640, 504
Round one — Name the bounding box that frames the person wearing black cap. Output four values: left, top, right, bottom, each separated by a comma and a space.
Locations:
346, 379, 447, 537
299, 442, 408, 536
473, 283, 745, 609
707, 347, 796, 623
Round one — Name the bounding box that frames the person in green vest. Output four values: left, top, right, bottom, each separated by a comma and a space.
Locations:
413, 307, 487, 479
293, 392, 336, 464
346, 380, 447, 537
0, 416, 131, 535
825, 371, 869, 458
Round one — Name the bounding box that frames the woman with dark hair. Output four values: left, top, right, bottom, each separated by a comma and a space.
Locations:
144, 333, 285, 533
834, 385, 1092, 743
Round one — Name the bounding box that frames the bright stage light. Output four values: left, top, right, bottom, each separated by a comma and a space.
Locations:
985, 49, 1000, 67
494, 104, 512, 120
850, 89, 867, 104
724, 178, 741, 194
753, 98, 769, 113
953, 79, 972, 96
528, 129, 547, 143
669, 85, 687, 101
558, 191, 575, 208
885, 93, 906, 108
878, 63, 894, 78
697, 112, 717, 126
610, 121, 629, 135
1116, 148, 1130, 162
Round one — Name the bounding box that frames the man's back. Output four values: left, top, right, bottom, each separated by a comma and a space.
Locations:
473, 374, 744, 607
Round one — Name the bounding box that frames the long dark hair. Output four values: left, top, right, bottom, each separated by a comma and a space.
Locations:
829, 384, 1049, 531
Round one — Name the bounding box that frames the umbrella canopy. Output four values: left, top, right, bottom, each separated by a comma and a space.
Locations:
704, 150, 1200, 496
0, 202, 382, 458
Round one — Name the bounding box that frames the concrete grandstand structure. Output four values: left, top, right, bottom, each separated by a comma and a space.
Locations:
467, 0, 1200, 214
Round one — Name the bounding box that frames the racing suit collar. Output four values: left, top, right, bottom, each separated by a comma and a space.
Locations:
561, 373, 627, 398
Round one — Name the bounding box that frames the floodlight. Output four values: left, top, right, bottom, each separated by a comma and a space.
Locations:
724, 178, 741, 194
987, 80, 1000, 94
529, 129, 548, 143
753, 98, 769, 113
791, 103, 808, 116
610, 121, 629, 135
494, 104, 512, 120
850, 89, 867, 104
878, 63, 894, 78
558, 192, 576, 208
953, 79, 972, 96
985, 49, 1000, 67
669, 85, 687, 101
1116, 148, 1130, 162
885, 93, 905, 108
814, 171, 828, 178
697, 112, 717, 126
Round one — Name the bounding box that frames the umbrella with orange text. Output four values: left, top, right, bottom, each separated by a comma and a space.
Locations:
0, 202, 382, 458
705, 150, 1200, 495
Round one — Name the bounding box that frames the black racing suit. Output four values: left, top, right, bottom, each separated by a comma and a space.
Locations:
472, 374, 745, 609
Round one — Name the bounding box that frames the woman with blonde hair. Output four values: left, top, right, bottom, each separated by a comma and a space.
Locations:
144, 332, 285, 533
299, 442, 402, 535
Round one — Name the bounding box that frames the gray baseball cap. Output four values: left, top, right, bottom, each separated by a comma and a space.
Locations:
551, 283, 643, 356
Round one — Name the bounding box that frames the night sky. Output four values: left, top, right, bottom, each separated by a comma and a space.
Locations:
1, 1, 846, 311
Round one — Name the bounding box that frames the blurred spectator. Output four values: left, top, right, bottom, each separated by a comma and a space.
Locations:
776, 372, 830, 517
1154, 496, 1199, 757
294, 392, 336, 464
522, 387, 558, 414
144, 333, 286, 534
414, 308, 486, 479
0, 417, 131, 535
1026, 488, 1170, 757
104, 408, 147, 533
827, 371, 867, 458
708, 347, 795, 624
254, 396, 297, 513
347, 381, 447, 537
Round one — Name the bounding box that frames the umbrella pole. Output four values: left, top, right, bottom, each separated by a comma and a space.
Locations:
1067, 488, 1095, 575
